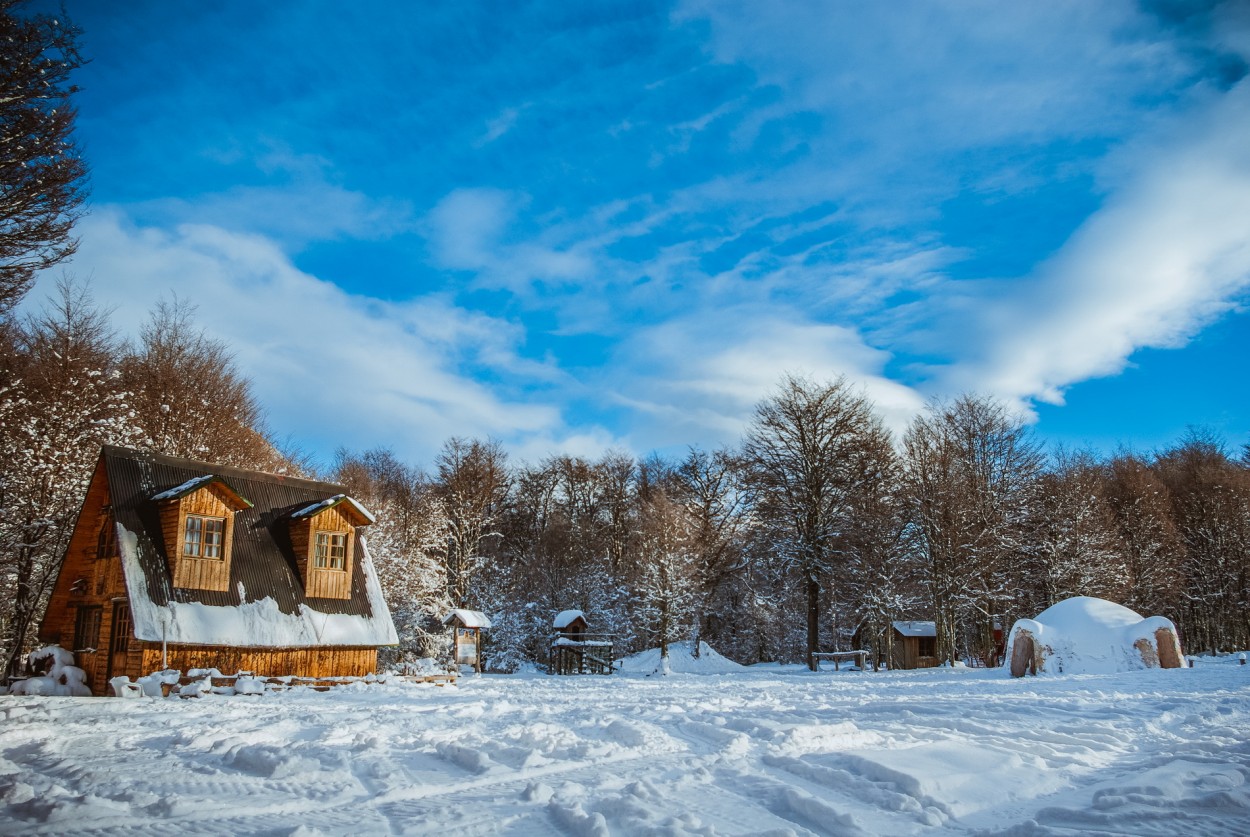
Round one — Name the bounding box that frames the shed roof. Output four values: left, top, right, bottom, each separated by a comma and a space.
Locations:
443, 609, 492, 629
96, 446, 397, 648
553, 609, 586, 629
892, 620, 937, 638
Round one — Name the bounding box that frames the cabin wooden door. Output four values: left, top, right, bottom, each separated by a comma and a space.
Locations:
105, 602, 132, 686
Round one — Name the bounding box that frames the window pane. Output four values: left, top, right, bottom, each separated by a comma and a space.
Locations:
183, 516, 201, 556
330, 534, 346, 569
314, 532, 329, 568
204, 518, 224, 559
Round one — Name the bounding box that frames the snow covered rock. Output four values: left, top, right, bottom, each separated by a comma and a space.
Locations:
1006, 596, 1184, 677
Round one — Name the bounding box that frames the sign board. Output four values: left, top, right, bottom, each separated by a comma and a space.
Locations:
456, 628, 479, 666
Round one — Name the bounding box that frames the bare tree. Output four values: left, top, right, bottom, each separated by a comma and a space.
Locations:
121, 297, 279, 470
435, 437, 509, 608
741, 375, 896, 669
1105, 452, 1182, 618
0, 2, 88, 312
1154, 431, 1250, 653
903, 394, 1042, 666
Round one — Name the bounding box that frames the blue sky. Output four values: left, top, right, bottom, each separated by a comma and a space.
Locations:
25, 0, 1250, 466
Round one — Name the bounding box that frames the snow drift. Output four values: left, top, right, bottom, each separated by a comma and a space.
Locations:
619, 641, 744, 675
1006, 596, 1183, 676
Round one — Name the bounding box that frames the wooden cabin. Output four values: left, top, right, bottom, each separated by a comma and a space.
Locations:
37, 446, 398, 695
442, 609, 491, 673
891, 621, 939, 670
550, 610, 614, 675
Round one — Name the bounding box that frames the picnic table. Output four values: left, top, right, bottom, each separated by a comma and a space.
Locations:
810, 650, 868, 671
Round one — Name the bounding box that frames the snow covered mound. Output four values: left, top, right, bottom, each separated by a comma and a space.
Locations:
1006, 596, 1184, 677
619, 641, 745, 675
8, 646, 92, 697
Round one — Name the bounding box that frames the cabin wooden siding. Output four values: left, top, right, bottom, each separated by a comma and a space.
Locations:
290, 505, 356, 600
891, 635, 939, 670
158, 485, 238, 592
135, 645, 378, 681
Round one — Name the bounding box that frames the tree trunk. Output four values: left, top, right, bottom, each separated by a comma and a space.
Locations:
806, 571, 820, 670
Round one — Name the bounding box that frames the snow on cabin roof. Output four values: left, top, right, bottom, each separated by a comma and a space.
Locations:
553, 609, 585, 629
893, 621, 937, 638
151, 475, 253, 507
290, 493, 376, 524
443, 609, 492, 629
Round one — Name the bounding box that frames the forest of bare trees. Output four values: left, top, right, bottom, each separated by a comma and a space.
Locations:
334, 377, 1250, 671
2, 280, 1248, 673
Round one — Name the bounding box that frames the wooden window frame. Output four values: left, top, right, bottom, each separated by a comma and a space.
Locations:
313, 530, 348, 571
183, 514, 226, 560
74, 604, 102, 651
96, 510, 116, 560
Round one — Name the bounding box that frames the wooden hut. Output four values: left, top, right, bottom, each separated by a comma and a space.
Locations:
891, 621, 939, 670
37, 446, 398, 695
442, 609, 491, 672
550, 610, 614, 675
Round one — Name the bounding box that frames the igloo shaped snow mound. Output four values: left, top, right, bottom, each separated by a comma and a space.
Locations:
1006, 596, 1183, 677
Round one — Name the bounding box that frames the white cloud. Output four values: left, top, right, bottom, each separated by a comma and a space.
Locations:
424, 188, 594, 292
33, 209, 586, 466
931, 81, 1250, 413
613, 309, 926, 448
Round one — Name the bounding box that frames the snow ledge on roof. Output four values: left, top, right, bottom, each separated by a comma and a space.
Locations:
442, 609, 492, 629
118, 524, 398, 648
291, 494, 376, 524
151, 475, 217, 501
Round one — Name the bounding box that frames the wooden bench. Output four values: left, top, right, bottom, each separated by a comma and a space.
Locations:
810, 650, 868, 671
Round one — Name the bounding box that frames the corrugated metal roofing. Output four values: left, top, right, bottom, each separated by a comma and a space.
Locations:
102, 445, 376, 621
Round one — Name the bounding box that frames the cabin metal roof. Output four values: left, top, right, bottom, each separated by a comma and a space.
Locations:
101, 445, 383, 630
892, 620, 937, 638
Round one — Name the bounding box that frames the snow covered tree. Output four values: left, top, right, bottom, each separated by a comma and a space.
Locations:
1027, 451, 1126, 609
633, 488, 698, 664
0, 280, 138, 674
903, 394, 1042, 666
741, 375, 896, 669
333, 448, 450, 664
837, 443, 921, 669
0, 2, 87, 312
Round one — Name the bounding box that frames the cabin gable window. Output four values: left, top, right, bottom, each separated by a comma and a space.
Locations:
154, 477, 252, 593
314, 531, 348, 570
183, 515, 226, 559
288, 496, 371, 601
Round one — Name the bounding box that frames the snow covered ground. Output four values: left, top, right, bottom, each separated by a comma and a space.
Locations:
1, 653, 1248, 836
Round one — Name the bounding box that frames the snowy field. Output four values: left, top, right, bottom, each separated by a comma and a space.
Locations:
1, 654, 1248, 836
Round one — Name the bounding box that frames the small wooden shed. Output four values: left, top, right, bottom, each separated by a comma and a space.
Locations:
443, 609, 491, 673
550, 610, 614, 675
891, 621, 938, 670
